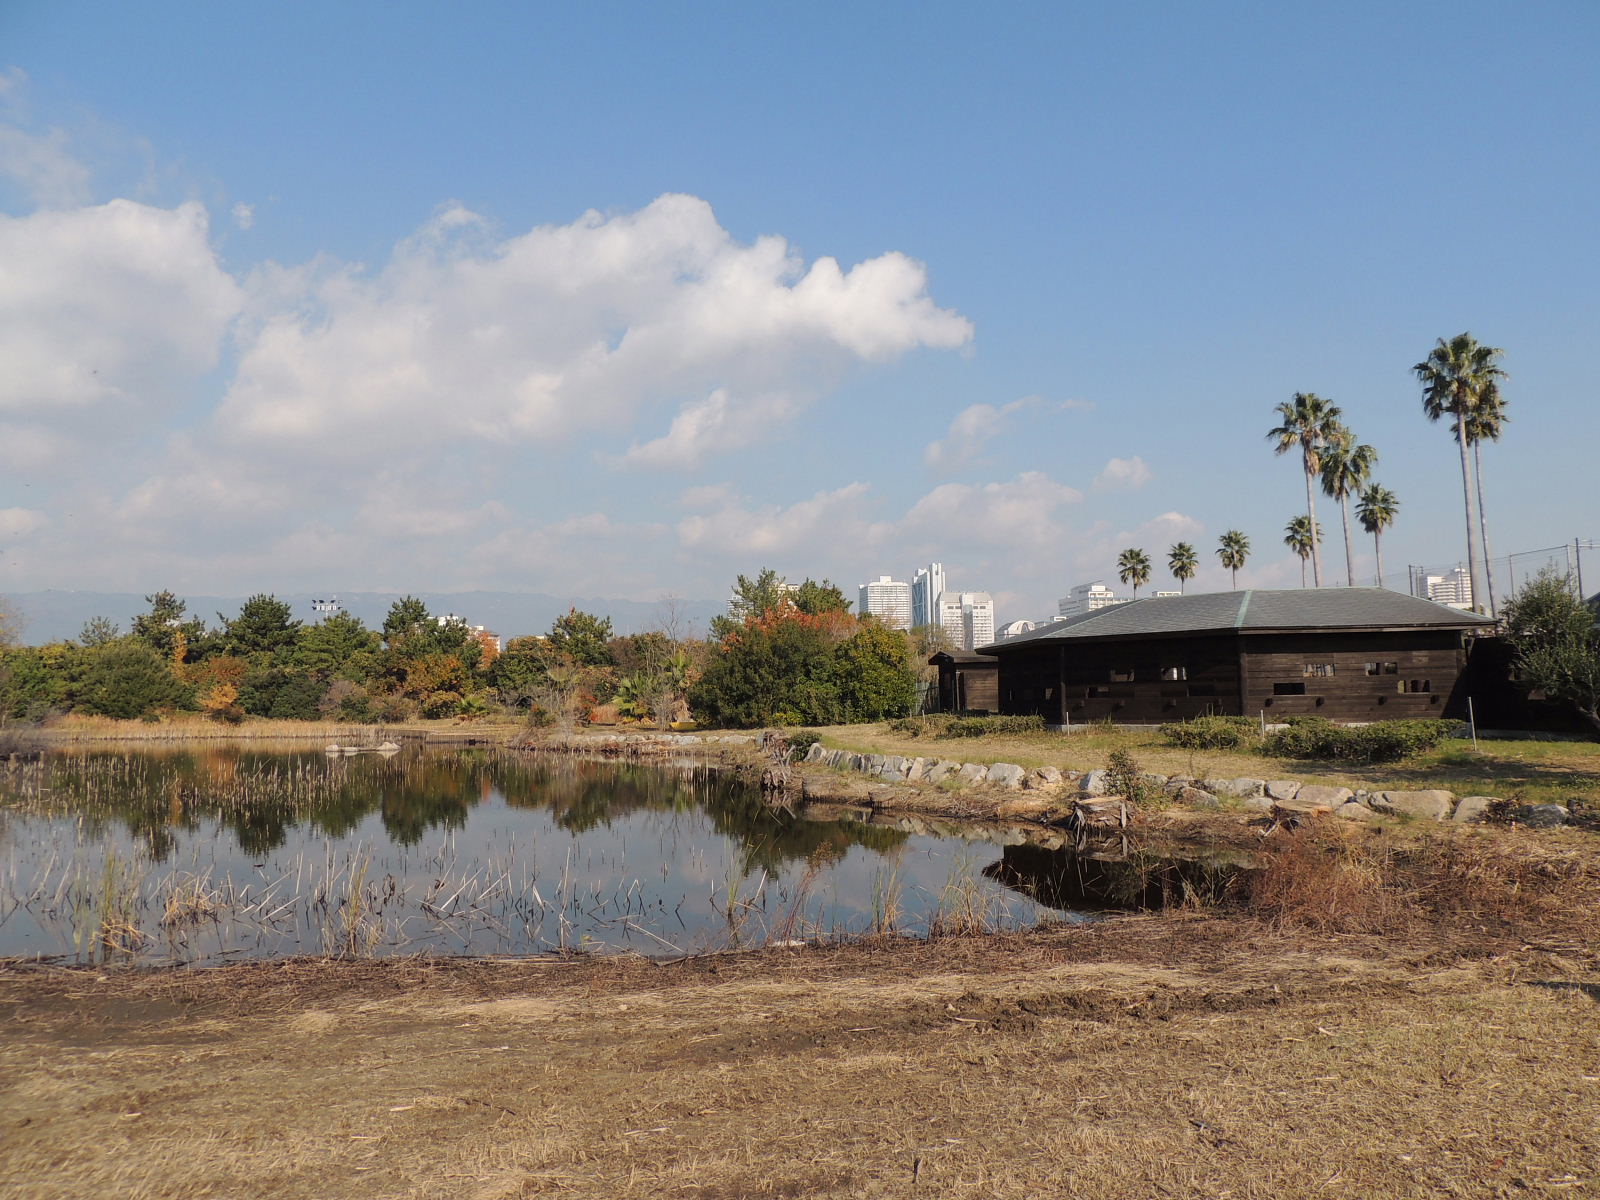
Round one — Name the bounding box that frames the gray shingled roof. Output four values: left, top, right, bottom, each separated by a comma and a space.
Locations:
979, 588, 1493, 653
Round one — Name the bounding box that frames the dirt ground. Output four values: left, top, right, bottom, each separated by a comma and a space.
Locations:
3, 912, 1598, 1200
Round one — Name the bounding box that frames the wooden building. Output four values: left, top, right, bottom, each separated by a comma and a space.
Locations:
978, 589, 1494, 725
928, 650, 1000, 714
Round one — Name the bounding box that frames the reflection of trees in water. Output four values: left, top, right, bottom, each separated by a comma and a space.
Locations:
984, 842, 1253, 912
17, 748, 910, 870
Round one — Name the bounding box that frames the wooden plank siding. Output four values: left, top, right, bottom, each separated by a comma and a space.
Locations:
992, 628, 1472, 724
1240, 630, 1466, 722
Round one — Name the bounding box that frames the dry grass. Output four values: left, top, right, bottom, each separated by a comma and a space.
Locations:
812, 721, 1600, 806
32, 713, 530, 744
2, 911, 1597, 1200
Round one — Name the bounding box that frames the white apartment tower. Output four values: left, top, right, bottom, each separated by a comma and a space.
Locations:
858, 576, 913, 630
1422, 567, 1474, 610
1057, 581, 1128, 619
938, 591, 995, 650
911, 562, 946, 630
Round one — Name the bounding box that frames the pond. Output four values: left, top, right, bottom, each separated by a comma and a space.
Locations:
0, 745, 1243, 966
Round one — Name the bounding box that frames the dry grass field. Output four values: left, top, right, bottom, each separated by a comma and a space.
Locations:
2, 824, 1598, 1200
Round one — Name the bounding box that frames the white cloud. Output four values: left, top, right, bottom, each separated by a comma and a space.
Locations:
0, 124, 91, 208
923, 396, 1043, 474
903, 471, 1084, 551
677, 482, 890, 560
1092, 455, 1152, 491
231, 201, 254, 230
0, 506, 48, 539
217, 194, 972, 465
0, 200, 242, 469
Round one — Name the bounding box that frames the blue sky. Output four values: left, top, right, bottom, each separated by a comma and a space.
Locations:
1, 1, 1596, 625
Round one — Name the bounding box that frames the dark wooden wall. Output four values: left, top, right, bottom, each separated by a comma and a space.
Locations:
934, 658, 999, 713
991, 627, 1474, 724
1239, 630, 1465, 722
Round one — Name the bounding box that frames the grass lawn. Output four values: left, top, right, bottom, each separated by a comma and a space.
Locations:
809, 721, 1600, 807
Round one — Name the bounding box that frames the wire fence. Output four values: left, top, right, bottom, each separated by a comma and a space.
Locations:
1390, 539, 1595, 613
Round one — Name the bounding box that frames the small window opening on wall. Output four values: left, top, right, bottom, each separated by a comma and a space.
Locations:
1273, 681, 1307, 696
1303, 663, 1335, 677
1086, 685, 1111, 698
1161, 665, 1187, 681
1109, 667, 1134, 683
1366, 661, 1398, 676
1400, 679, 1432, 694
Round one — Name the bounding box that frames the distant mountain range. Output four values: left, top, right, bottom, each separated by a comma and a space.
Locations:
4, 590, 724, 646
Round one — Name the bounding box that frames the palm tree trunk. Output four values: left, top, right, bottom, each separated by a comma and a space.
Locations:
1373, 530, 1384, 588
1300, 556, 1307, 587
1474, 441, 1497, 617
1455, 411, 1484, 612
1339, 495, 1356, 586
1303, 459, 1323, 587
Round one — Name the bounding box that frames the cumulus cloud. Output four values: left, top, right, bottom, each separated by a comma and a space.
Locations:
216, 194, 972, 464
0, 506, 48, 539
677, 482, 891, 559
903, 472, 1084, 551
231, 201, 254, 230
1092, 455, 1152, 491
0, 199, 242, 473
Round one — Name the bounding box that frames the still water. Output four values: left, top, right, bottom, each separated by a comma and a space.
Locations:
0, 744, 1120, 966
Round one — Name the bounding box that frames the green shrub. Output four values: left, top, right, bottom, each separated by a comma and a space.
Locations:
1160, 714, 1259, 750
1104, 747, 1157, 805
887, 715, 954, 737
1264, 718, 1458, 764
787, 730, 822, 762
943, 714, 1046, 738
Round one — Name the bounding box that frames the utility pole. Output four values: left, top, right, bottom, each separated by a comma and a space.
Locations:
1578, 538, 1588, 601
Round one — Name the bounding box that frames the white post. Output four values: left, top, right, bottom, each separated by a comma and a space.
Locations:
1468, 696, 1479, 752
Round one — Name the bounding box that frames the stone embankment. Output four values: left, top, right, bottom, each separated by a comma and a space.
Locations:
798, 743, 1573, 829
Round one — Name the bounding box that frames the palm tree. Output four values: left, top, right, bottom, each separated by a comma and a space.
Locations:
1464, 393, 1507, 616
1167, 542, 1198, 593
1319, 424, 1378, 587
1414, 333, 1507, 613
1267, 393, 1342, 587
1284, 515, 1320, 587
1217, 530, 1250, 588
1117, 547, 1152, 598
1355, 485, 1399, 588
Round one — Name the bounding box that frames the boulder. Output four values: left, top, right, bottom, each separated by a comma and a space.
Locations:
1080, 769, 1111, 796
986, 762, 1027, 789
1204, 777, 1265, 799
1265, 780, 1302, 801
957, 763, 988, 784
1334, 801, 1377, 822
1176, 786, 1221, 808
1274, 795, 1336, 819
864, 754, 886, 776
905, 757, 929, 783
1451, 796, 1499, 824
1241, 795, 1276, 813
923, 760, 961, 784
1295, 784, 1354, 808
1517, 803, 1570, 829
804, 742, 827, 763
878, 755, 909, 781
1371, 790, 1455, 821
1024, 766, 1064, 791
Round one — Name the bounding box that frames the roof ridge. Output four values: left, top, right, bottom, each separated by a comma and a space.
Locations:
1234, 589, 1252, 629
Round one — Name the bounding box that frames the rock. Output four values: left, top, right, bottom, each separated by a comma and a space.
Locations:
923, 760, 961, 784
986, 762, 1027, 789
1080, 769, 1111, 796
878, 755, 908, 781
864, 754, 886, 776
905, 757, 929, 783
1273, 795, 1335, 817
996, 796, 1057, 821
1024, 766, 1064, 790
1451, 796, 1499, 824
1241, 795, 1276, 812
957, 763, 987, 784
1141, 773, 1169, 790
1204, 777, 1265, 799
1371, 789, 1455, 821
804, 742, 826, 763
1334, 801, 1377, 821
1295, 784, 1354, 808
1176, 786, 1221, 808
1517, 803, 1570, 829
1265, 780, 1302, 801
1164, 776, 1195, 794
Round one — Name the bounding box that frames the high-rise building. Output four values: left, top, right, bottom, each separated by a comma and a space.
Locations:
1422, 567, 1474, 610
858, 576, 913, 629
911, 562, 946, 629
1057, 581, 1129, 618
938, 590, 995, 650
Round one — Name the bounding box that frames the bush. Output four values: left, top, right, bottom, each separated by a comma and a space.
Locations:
1264, 718, 1458, 764
1160, 714, 1259, 750
943, 714, 1046, 738
786, 730, 822, 762
886, 715, 954, 737
1104, 747, 1157, 805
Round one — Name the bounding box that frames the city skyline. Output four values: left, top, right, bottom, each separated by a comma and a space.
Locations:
1, 4, 1596, 622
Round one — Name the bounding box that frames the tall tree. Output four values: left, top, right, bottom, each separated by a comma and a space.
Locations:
1319, 425, 1378, 587
1464, 389, 1508, 616
1217, 530, 1250, 588
1167, 542, 1198, 593
1267, 393, 1342, 587
1414, 332, 1507, 614
1355, 485, 1400, 588
1117, 548, 1152, 598
1283, 516, 1319, 588
222, 594, 302, 662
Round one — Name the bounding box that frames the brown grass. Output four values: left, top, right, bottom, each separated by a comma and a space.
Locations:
33, 713, 529, 743
2, 910, 1598, 1200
